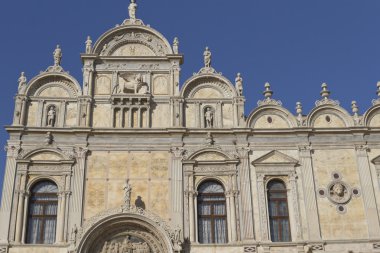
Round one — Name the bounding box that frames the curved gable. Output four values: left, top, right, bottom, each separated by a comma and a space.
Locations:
181, 75, 237, 99
307, 105, 353, 128
93, 26, 173, 56
247, 106, 296, 129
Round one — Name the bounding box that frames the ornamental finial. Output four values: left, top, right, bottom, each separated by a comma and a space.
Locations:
263, 82, 273, 99
53, 45, 62, 66
320, 82, 330, 99
204, 47, 212, 68
351, 101, 359, 116
128, 0, 138, 21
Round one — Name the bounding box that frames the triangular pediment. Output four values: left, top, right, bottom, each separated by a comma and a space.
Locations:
252, 150, 298, 166
372, 155, 380, 165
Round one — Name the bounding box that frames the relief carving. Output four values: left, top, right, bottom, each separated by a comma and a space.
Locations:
117, 73, 149, 94
99, 236, 150, 253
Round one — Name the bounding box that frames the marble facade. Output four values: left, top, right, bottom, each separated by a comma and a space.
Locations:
1, 1, 380, 253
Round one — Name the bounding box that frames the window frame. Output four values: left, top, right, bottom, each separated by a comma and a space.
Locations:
197, 181, 228, 244
267, 180, 291, 242
26, 181, 58, 244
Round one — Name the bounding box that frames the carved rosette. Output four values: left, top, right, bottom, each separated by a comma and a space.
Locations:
317, 172, 361, 214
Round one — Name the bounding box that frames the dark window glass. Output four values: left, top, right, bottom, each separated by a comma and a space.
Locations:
26, 181, 58, 244
197, 181, 227, 244
267, 180, 291, 242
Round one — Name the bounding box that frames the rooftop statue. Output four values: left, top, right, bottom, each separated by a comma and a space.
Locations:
235, 73, 243, 96
53, 45, 62, 66
173, 37, 179, 54
85, 36, 92, 54
18, 72, 27, 94
128, 0, 138, 21
204, 47, 212, 68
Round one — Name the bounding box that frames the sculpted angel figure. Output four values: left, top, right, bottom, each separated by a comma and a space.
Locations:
128, 0, 137, 20
18, 72, 27, 93
204, 47, 211, 68
235, 73, 243, 96
53, 45, 62, 66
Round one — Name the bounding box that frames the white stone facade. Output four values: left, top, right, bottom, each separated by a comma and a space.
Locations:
1, 2, 380, 253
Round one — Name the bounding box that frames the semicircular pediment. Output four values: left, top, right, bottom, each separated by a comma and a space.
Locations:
26, 74, 80, 98
93, 26, 172, 57
182, 76, 236, 99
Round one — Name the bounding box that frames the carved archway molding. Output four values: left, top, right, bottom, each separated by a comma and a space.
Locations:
72, 205, 181, 253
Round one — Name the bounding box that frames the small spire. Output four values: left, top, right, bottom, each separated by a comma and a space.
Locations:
85, 36, 92, 54
320, 82, 330, 99
128, 0, 138, 21
204, 47, 212, 68
263, 82, 273, 99
53, 45, 62, 66
173, 37, 179, 54
351, 101, 359, 116
296, 102, 303, 115
377, 81, 380, 97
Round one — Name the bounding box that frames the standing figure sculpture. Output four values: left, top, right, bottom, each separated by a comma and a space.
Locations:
235, 73, 243, 96
128, 0, 137, 21
205, 107, 214, 128
47, 106, 56, 127
18, 72, 27, 93
123, 179, 132, 209
85, 36, 92, 54
54, 45, 62, 66
173, 37, 179, 54
204, 47, 211, 68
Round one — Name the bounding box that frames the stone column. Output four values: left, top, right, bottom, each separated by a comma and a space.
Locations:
355, 145, 380, 238
37, 100, 45, 127
226, 192, 232, 241
14, 173, 27, 243
56, 192, 64, 243
289, 173, 302, 241
129, 108, 133, 128
20, 97, 28, 126
237, 148, 255, 240
257, 174, 269, 241
233, 101, 238, 127
298, 145, 321, 240
59, 100, 67, 127
188, 190, 196, 242
21, 193, 29, 244
137, 107, 142, 128
86, 99, 92, 127
195, 102, 201, 128
227, 190, 237, 242
70, 148, 88, 233
170, 148, 184, 226
179, 100, 184, 127
0, 146, 19, 243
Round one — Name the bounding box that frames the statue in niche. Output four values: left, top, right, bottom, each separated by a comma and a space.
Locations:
53, 45, 62, 66
235, 73, 243, 96
204, 47, 212, 68
205, 107, 214, 128
47, 106, 56, 127
129, 0, 137, 20
85, 36, 92, 54
118, 73, 149, 94
173, 37, 179, 54
123, 179, 132, 209
18, 72, 27, 93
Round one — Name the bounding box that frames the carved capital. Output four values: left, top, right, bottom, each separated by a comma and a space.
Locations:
5, 145, 21, 158
355, 144, 370, 153
298, 144, 313, 154
170, 147, 187, 159
75, 147, 89, 159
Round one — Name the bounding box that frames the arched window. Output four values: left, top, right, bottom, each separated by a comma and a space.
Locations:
197, 181, 227, 244
26, 181, 58, 244
267, 180, 291, 242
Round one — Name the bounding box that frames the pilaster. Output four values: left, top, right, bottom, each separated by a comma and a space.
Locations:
355, 144, 380, 238
298, 145, 321, 240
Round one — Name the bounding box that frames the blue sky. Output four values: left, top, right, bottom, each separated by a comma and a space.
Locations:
0, 0, 380, 197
